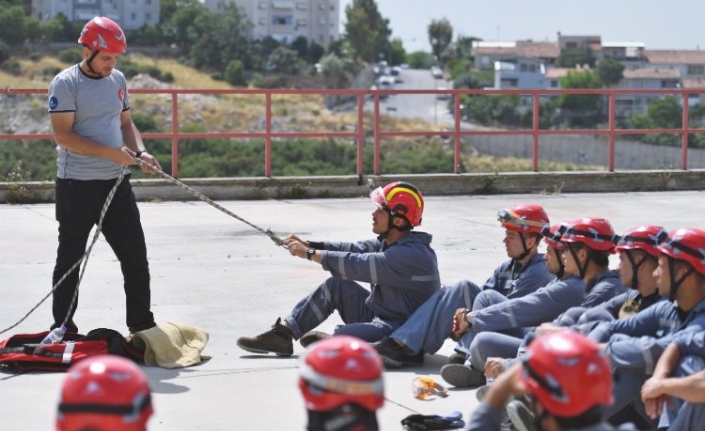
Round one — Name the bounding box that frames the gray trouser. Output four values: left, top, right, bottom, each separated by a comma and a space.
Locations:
392, 280, 481, 354
662, 356, 705, 430
455, 290, 525, 357
468, 331, 523, 371
283, 277, 396, 342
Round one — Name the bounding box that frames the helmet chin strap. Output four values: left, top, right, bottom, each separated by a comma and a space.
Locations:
515, 232, 533, 261
380, 211, 411, 238
667, 257, 693, 301
86, 49, 100, 76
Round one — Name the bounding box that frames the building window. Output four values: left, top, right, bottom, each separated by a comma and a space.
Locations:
259, 18, 265, 25
131, 12, 137, 20
520, 64, 527, 72
319, 2, 326, 10
296, 19, 308, 26
272, 0, 294, 9
146, 13, 151, 21
272, 15, 293, 25
688, 65, 705, 75
550, 80, 559, 88
296, 2, 308, 9
500, 78, 518, 88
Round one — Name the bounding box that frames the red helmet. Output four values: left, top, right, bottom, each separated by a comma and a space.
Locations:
521, 330, 613, 418
298, 335, 384, 412
370, 181, 424, 227
562, 217, 617, 252
658, 228, 705, 275
78, 17, 127, 54
540, 223, 567, 251
497, 204, 549, 234
57, 355, 152, 431
615, 225, 668, 258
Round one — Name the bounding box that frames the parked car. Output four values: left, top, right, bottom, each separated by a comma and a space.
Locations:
436, 87, 450, 100
431, 66, 443, 79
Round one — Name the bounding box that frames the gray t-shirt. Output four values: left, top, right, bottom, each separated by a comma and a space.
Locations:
48, 64, 130, 180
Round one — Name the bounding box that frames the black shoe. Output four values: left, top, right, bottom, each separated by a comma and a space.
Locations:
448, 352, 466, 364
237, 317, 294, 356
440, 364, 486, 388
507, 398, 536, 431
372, 337, 424, 368
299, 331, 331, 348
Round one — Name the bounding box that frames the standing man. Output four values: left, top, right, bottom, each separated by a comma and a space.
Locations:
237, 181, 440, 356
48, 17, 161, 334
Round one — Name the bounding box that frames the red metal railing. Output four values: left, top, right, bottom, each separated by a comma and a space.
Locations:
2, 87, 704, 177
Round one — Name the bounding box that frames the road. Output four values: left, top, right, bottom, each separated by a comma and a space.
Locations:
367, 69, 456, 126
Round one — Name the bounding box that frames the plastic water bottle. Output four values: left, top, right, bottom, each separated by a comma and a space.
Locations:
40, 325, 67, 345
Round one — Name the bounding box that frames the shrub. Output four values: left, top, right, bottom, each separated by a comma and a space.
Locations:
224, 59, 246, 86
58, 48, 83, 64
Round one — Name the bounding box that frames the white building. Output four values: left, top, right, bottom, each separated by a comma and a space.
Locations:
203, 0, 339, 45
31, 0, 160, 31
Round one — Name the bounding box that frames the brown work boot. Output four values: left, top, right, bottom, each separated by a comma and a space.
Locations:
299, 331, 331, 348
237, 318, 294, 356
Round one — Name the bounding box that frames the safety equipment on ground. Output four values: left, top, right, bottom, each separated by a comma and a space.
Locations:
540, 223, 567, 251
401, 410, 465, 430
57, 355, 152, 431
412, 376, 448, 400
615, 225, 668, 258
0, 328, 144, 373
299, 335, 384, 412
370, 181, 424, 227
78, 16, 127, 54
561, 217, 617, 252
498, 204, 550, 234
521, 330, 613, 418
659, 228, 705, 275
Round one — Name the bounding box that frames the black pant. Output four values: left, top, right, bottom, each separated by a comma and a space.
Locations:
52, 175, 155, 333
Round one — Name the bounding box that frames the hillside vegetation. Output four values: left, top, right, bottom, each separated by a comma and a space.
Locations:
1, 53, 595, 183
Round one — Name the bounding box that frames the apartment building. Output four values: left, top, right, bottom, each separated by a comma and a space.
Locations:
203, 0, 339, 45
31, 0, 160, 31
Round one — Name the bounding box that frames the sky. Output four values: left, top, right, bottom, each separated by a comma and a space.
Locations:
339, 0, 705, 53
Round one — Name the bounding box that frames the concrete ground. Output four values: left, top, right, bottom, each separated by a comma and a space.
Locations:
2, 190, 703, 430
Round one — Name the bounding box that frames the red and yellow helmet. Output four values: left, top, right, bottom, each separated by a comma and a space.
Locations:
56, 355, 152, 431
370, 181, 424, 227
497, 204, 549, 234
78, 17, 127, 54
298, 336, 384, 412
521, 330, 613, 418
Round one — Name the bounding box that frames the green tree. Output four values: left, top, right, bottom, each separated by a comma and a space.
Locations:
556, 48, 596, 68
308, 41, 325, 63
188, 5, 252, 71
597, 58, 625, 87
428, 18, 453, 63
647, 96, 682, 128
0, 6, 28, 45
267, 46, 300, 75
558, 69, 603, 127
320, 53, 346, 88
344, 0, 391, 62
406, 51, 435, 69
389, 38, 406, 66
291, 36, 309, 62
224, 59, 246, 86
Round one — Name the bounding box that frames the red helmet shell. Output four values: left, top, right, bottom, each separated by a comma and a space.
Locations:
498, 204, 549, 234
615, 225, 667, 258
541, 223, 567, 251
298, 335, 384, 412
370, 181, 424, 227
78, 17, 127, 54
57, 355, 152, 431
521, 330, 613, 417
561, 217, 617, 252
658, 228, 705, 275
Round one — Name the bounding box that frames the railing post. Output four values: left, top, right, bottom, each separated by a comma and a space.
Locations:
357, 91, 364, 182
454, 91, 462, 173
373, 93, 380, 175
682, 92, 690, 170
265, 92, 272, 177
171, 91, 179, 178
608, 91, 615, 172
532, 91, 540, 172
